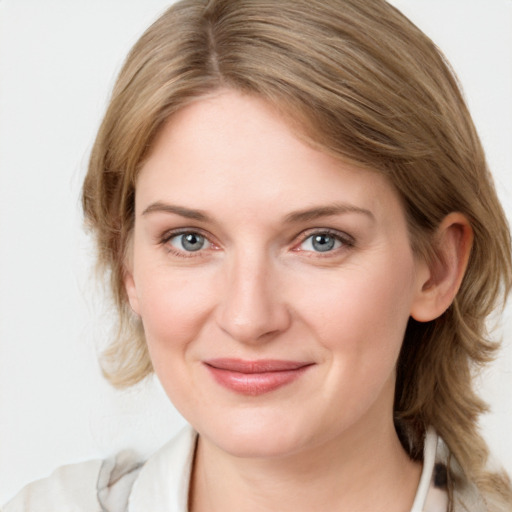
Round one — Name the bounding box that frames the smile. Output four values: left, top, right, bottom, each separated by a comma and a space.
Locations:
203, 359, 314, 396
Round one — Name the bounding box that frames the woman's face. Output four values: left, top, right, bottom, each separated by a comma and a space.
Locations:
125, 89, 429, 458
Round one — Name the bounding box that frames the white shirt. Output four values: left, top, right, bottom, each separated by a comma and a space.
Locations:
3, 426, 465, 512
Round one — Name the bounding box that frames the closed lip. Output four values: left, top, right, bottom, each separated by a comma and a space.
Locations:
203, 358, 314, 396
204, 358, 313, 373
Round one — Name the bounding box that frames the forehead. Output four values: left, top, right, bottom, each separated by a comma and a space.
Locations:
136, 89, 404, 226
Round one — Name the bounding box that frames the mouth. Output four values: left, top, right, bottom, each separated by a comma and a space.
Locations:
203, 359, 314, 396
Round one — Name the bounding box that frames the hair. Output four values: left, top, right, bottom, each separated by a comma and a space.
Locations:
82, 0, 512, 508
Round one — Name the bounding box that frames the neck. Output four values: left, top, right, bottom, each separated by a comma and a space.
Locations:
189, 403, 422, 512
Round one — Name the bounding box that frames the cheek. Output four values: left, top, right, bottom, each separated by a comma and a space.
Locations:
294, 255, 416, 362
134, 265, 216, 351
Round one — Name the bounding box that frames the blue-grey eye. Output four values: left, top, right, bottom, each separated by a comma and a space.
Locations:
300, 233, 342, 252
170, 232, 208, 252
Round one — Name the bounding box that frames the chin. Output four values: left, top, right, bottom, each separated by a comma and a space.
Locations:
196, 411, 321, 460
211, 432, 305, 460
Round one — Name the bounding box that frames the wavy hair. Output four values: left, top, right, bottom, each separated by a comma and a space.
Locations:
82, 0, 512, 508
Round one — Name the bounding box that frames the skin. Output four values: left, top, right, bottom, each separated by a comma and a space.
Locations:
124, 89, 472, 512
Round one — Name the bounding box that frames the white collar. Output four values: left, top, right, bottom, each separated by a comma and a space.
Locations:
128, 426, 196, 512
411, 426, 438, 512
128, 425, 438, 512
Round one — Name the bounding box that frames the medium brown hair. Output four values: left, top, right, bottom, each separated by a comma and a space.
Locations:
82, 0, 512, 508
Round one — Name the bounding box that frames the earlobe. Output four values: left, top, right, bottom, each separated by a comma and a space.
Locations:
410, 212, 473, 323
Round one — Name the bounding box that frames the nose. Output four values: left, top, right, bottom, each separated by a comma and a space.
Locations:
215, 252, 291, 344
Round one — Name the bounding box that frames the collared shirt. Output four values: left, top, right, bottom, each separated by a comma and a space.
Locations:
5, 426, 479, 512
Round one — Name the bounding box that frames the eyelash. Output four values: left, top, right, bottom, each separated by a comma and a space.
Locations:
159, 228, 355, 258
159, 228, 216, 258
294, 229, 355, 256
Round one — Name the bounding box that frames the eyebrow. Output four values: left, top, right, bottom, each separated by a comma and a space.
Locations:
142, 202, 212, 221
283, 204, 374, 223
141, 201, 373, 223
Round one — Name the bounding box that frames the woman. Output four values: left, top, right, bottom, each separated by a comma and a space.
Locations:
4, 0, 511, 511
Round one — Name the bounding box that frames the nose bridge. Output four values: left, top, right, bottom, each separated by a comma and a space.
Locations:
216, 246, 289, 343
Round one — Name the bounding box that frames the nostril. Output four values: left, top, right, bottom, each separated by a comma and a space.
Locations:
216, 300, 291, 344
215, 261, 291, 343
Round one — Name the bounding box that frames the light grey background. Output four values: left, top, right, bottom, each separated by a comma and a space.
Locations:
0, 0, 511, 503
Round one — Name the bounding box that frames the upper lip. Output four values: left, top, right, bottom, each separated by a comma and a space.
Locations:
204, 359, 313, 373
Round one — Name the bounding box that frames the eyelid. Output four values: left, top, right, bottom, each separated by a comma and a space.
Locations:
160, 227, 210, 243
157, 226, 355, 257
159, 227, 219, 257
292, 228, 355, 252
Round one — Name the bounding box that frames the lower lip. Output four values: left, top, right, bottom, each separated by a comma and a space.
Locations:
205, 363, 312, 396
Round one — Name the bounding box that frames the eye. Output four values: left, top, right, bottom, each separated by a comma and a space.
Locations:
169, 232, 211, 252
298, 232, 349, 253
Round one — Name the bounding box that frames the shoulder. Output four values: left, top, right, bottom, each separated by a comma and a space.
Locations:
2, 426, 196, 512
434, 438, 488, 512
2, 459, 104, 512
420, 429, 489, 512
2, 451, 143, 512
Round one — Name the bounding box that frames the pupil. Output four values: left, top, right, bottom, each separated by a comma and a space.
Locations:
182, 233, 203, 251
312, 234, 334, 252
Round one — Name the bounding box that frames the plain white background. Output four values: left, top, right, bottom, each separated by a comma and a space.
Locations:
0, 0, 511, 504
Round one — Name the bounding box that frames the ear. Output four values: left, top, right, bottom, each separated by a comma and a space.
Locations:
123, 245, 141, 316
410, 212, 473, 322
123, 268, 141, 316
